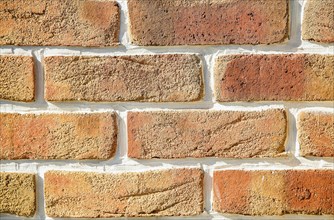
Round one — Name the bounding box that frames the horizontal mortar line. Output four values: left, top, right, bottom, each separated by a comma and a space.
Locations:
1, 156, 333, 169
0, 101, 333, 111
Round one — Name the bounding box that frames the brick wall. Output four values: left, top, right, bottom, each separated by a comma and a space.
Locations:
0, 0, 333, 219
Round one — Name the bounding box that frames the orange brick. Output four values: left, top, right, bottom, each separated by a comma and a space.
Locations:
213, 169, 334, 215
0, 112, 117, 160
0, 0, 120, 46
127, 109, 287, 159
44, 169, 203, 217
128, 0, 289, 45
0, 56, 34, 101
215, 54, 334, 101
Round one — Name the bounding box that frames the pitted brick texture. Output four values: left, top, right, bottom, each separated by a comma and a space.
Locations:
44, 55, 203, 102
0, 173, 36, 217
298, 111, 334, 157
302, 0, 334, 43
128, 0, 289, 45
215, 54, 334, 101
0, 56, 34, 101
213, 169, 334, 215
127, 109, 287, 159
0, 112, 117, 160
0, 0, 120, 46
44, 169, 204, 217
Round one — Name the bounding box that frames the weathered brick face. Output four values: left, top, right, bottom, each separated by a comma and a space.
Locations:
215, 54, 334, 101
0, 0, 120, 46
0, 56, 34, 101
128, 0, 289, 45
128, 109, 287, 159
298, 111, 334, 157
302, 0, 334, 43
44, 169, 203, 218
44, 55, 203, 102
0, 173, 36, 217
213, 169, 334, 215
0, 113, 117, 160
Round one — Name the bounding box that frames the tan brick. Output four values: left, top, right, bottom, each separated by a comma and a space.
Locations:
44, 55, 203, 102
44, 168, 203, 217
302, 0, 334, 43
0, 56, 34, 101
213, 169, 334, 215
128, 0, 289, 46
0, 112, 117, 160
215, 54, 334, 101
0, 0, 120, 46
0, 172, 36, 217
127, 109, 287, 159
298, 111, 334, 157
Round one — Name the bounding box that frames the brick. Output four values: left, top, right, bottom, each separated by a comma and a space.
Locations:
302, 0, 334, 43
44, 168, 203, 217
44, 55, 203, 102
213, 169, 334, 215
0, 56, 34, 101
298, 111, 334, 157
0, 112, 117, 160
128, 0, 289, 46
127, 109, 287, 159
0, 0, 120, 46
0, 172, 36, 217
215, 54, 334, 101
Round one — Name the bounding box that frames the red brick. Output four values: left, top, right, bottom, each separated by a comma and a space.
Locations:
127, 109, 287, 159
213, 169, 334, 215
44, 168, 203, 217
128, 0, 289, 46
0, 172, 36, 217
298, 111, 334, 157
302, 0, 334, 43
215, 54, 334, 101
0, 112, 117, 160
44, 55, 203, 102
0, 0, 120, 46
0, 56, 34, 101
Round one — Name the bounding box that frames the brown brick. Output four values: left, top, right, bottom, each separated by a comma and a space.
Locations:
298, 111, 334, 157
0, 56, 34, 101
0, 112, 117, 160
127, 109, 287, 159
44, 55, 203, 102
0, 172, 36, 217
0, 0, 120, 46
128, 0, 289, 46
213, 169, 334, 215
302, 0, 334, 43
44, 168, 203, 217
215, 54, 334, 101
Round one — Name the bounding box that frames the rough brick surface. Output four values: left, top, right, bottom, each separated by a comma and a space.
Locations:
0, 173, 36, 217
215, 54, 334, 101
0, 0, 120, 46
44, 55, 203, 102
0, 56, 34, 101
128, 0, 289, 46
213, 169, 334, 215
0, 112, 117, 160
44, 168, 203, 217
302, 0, 334, 43
127, 109, 287, 159
298, 111, 334, 157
